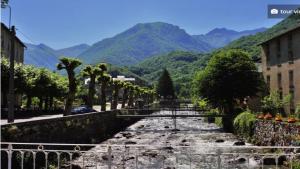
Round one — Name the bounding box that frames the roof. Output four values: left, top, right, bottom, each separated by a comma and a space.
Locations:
258, 24, 300, 45
1, 22, 26, 48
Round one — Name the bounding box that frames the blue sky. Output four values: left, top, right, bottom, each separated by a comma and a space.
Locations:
1, 0, 299, 49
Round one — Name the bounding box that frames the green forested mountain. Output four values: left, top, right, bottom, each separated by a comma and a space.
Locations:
130, 51, 211, 97
193, 27, 266, 48
223, 13, 300, 58
77, 22, 213, 66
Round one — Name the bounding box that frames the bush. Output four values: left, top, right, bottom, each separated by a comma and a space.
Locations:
296, 104, 300, 119
233, 110, 256, 138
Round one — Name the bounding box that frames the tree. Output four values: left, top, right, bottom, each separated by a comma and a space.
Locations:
193, 49, 263, 131
121, 82, 130, 108
81, 65, 102, 108
96, 63, 111, 111
156, 69, 175, 99
111, 80, 123, 110
261, 91, 291, 116
57, 57, 82, 116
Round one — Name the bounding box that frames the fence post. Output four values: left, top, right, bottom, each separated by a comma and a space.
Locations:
217, 149, 221, 169
108, 146, 112, 169
8, 144, 12, 169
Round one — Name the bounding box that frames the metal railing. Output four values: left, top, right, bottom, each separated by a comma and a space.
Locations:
1, 142, 299, 169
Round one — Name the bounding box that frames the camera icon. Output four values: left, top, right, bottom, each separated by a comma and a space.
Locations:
270, 8, 279, 15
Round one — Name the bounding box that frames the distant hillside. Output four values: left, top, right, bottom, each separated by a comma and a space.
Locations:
56, 44, 90, 57
130, 51, 211, 97
223, 13, 300, 58
193, 27, 266, 48
24, 43, 59, 70
77, 22, 213, 66
24, 43, 90, 70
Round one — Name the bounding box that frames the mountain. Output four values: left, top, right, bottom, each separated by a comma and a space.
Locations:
24, 43, 90, 70
223, 13, 300, 58
24, 43, 59, 70
193, 27, 267, 48
77, 22, 213, 66
130, 51, 211, 97
56, 44, 90, 57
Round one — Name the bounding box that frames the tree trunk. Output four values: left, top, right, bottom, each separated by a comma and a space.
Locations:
2, 91, 8, 108
100, 83, 107, 111
38, 97, 43, 110
128, 91, 134, 107
87, 77, 95, 108
26, 95, 32, 109
222, 101, 235, 132
121, 89, 128, 108
111, 87, 119, 110
44, 97, 49, 111
49, 96, 54, 110
64, 71, 76, 116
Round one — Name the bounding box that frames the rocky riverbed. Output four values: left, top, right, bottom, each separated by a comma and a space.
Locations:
71, 110, 292, 169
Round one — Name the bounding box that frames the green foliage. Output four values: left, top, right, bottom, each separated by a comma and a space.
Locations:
193, 49, 263, 112
130, 51, 211, 98
233, 110, 256, 138
261, 91, 291, 116
156, 69, 175, 99
296, 104, 300, 119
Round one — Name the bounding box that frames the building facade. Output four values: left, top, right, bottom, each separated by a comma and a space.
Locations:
260, 24, 300, 114
1, 23, 26, 63
1, 23, 26, 107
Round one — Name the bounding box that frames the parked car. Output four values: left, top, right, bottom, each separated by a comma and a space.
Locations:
71, 105, 97, 114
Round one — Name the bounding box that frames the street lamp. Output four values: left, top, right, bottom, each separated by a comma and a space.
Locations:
1, 1, 11, 28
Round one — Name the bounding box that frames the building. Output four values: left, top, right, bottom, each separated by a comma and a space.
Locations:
260, 24, 300, 114
1, 23, 26, 63
112, 75, 135, 82
1, 23, 26, 107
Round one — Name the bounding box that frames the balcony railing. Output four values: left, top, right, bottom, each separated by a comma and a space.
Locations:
1, 142, 299, 169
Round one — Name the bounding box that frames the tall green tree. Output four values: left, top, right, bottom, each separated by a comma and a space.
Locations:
156, 69, 175, 99
111, 80, 123, 110
193, 49, 263, 131
82, 65, 102, 108
57, 57, 82, 116
96, 63, 111, 111
121, 82, 130, 108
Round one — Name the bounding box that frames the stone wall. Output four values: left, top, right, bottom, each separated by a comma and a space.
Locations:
1, 110, 152, 143
253, 120, 300, 146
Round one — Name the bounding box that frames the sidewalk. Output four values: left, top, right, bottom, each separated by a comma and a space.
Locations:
1, 103, 123, 125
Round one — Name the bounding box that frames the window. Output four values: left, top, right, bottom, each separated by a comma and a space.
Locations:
289, 89, 295, 113
277, 39, 281, 58
277, 73, 282, 90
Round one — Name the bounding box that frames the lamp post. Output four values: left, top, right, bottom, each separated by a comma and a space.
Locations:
2, 0, 15, 123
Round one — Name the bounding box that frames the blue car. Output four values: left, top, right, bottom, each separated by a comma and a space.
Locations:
71, 106, 97, 114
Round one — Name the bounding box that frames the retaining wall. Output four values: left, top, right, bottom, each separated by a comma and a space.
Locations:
1, 110, 152, 143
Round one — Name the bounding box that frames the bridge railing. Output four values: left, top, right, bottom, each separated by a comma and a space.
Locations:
1, 142, 299, 169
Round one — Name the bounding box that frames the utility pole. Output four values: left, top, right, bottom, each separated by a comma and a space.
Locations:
7, 25, 16, 123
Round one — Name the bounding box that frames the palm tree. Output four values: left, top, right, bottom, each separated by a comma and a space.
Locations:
127, 84, 136, 108
57, 57, 82, 116
121, 82, 130, 108
82, 65, 102, 108
97, 64, 111, 111
111, 80, 123, 110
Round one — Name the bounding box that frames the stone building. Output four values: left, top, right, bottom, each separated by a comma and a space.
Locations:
1, 23, 26, 107
260, 24, 300, 114
1, 23, 26, 63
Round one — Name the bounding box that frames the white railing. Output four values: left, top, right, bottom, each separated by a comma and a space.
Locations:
1, 142, 299, 169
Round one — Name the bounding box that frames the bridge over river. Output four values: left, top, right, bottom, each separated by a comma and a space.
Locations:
1, 105, 299, 169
